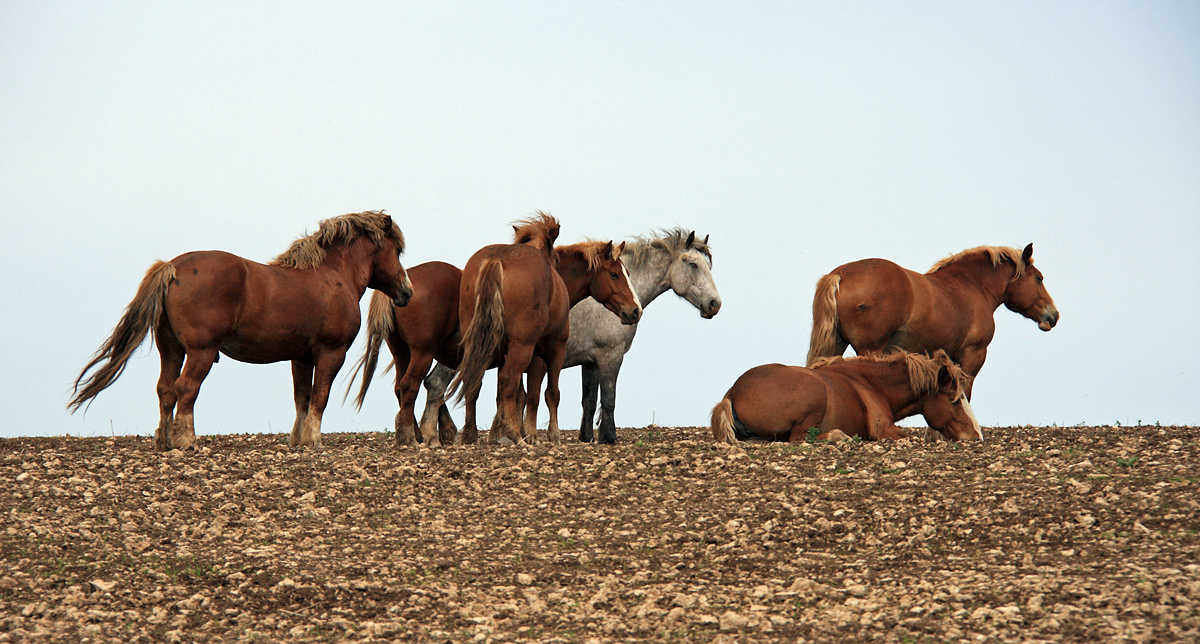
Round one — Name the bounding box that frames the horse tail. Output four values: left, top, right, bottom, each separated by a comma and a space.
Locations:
806, 272, 842, 367
710, 397, 737, 444
345, 290, 395, 410
69, 261, 176, 413
448, 258, 505, 404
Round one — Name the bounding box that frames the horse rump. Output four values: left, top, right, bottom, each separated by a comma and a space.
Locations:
449, 258, 505, 403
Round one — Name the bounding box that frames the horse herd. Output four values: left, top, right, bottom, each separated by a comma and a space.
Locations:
68, 209, 1058, 451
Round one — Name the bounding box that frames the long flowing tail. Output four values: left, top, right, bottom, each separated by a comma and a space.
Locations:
448, 258, 505, 404
69, 261, 176, 413
344, 290, 396, 409
710, 397, 737, 444
806, 272, 842, 367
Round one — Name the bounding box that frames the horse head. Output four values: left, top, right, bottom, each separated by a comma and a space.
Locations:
666, 231, 722, 319
918, 351, 982, 441
589, 241, 642, 325
1003, 243, 1059, 332
366, 213, 413, 308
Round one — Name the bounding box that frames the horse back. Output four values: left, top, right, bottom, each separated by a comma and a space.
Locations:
832, 258, 965, 355
395, 261, 462, 365
726, 364, 827, 439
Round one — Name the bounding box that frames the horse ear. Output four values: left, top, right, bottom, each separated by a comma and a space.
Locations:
550, 225, 560, 242
686, 231, 696, 249
1022, 243, 1033, 262
702, 234, 709, 245
382, 214, 393, 228
613, 241, 625, 259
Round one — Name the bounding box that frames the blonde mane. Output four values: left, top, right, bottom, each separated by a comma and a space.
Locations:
622, 228, 713, 267
511, 211, 561, 253
926, 246, 1028, 279
272, 210, 405, 269
810, 350, 971, 401
555, 240, 616, 272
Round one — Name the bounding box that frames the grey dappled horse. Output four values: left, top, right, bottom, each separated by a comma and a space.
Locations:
419, 229, 720, 444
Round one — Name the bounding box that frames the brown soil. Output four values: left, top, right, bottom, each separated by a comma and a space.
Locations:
2, 425, 1198, 643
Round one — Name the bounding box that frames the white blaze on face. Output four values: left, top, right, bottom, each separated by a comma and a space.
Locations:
961, 397, 982, 441
622, 261, 642, 311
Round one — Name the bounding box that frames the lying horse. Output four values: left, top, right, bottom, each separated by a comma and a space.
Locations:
807, 244, 1058, 398
711, 350, 981, 443
70, 211, 413, 450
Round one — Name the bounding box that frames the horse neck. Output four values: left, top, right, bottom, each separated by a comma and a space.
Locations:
852, 360, 925, 419
624, 246, 674, 308
927, 257, 1013, 311
554, 250, 594, 306
316, 238, 376, 297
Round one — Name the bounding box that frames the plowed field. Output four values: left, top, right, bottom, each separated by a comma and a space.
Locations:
2, 425, 1198, 643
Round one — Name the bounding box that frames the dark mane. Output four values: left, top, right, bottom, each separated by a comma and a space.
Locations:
272, 210, 405, 269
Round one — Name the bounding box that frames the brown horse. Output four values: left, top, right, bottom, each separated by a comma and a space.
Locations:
69, 211, 413, 451
807, 244, 1058, 398
448, 213, 642, 445
711, 350, 981, 443
346, 261, 463, 448
521, 239, 643, 443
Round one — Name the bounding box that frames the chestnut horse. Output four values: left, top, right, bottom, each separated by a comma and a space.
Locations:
520, 239, 643, 443
69, 211, 413, 451
807, 244, 1058, 398
711, 350, 981, 443
448, 213, 641, 445
346, 261, 463, 448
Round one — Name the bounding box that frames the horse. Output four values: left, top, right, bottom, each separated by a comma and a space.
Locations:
520, 239, 644, 443
418, 228, 721, 444
69, 210, 413, 451
711, 350, 981, 443
345, 261, 462, 448
447, 213, 642, 445
806, 244, 1058, 399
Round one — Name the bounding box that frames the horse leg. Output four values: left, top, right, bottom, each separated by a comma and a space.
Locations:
154, 325, 184, 453
462, 390, 480, 445
877, 423, 913, 441
390, 347, 418, 448
169, 347, 218, 451
289, 361, 314, 448
524, 358, 547, 444
299, 348, 348, 448
957, 346, 987, 401
543, 344, 567, 445
399, 353, 436, 447
420, 363, 457, 445
596, 359, 624, 445
578, 363, 600, 443
495, 344, 534, 445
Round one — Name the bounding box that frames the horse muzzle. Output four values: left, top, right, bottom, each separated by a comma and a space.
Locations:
620, 306, 642, 325
701, 298, 722, 319
1038, 307, 1059, 332
393, 283, 414, 308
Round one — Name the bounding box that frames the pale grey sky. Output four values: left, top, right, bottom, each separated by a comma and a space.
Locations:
2, 2, 1197, 439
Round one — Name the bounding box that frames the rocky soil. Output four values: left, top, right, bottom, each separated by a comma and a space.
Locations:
1, 424, 1198, 643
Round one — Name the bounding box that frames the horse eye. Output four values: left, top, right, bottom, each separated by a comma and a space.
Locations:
689, 262, 698, 269
610, 271, 619, 279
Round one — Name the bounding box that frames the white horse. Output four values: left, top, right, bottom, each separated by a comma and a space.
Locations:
418, 229, 720, 444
